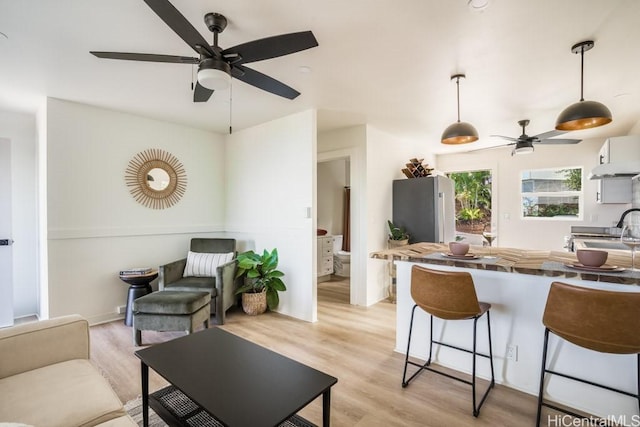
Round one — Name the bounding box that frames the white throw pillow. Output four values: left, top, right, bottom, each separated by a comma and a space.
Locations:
183, 251, 234, 278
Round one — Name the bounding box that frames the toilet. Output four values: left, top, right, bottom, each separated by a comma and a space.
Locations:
332, 235, 351, 277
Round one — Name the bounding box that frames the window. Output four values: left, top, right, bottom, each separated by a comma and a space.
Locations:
521, 167, 582, 219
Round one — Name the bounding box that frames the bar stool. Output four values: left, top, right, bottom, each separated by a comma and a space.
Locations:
536, 281, 640, 426
402, 265, 495, 417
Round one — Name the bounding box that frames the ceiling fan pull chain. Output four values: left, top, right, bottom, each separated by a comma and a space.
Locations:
229, 82, 233, 135
191, 64, 195, 90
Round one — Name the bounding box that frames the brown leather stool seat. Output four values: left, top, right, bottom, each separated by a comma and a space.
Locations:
402, 265, 495, 417
536, 281, 640, 425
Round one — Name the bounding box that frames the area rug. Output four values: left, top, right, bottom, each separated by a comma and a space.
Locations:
125, 386, 317, 427
125, 398, 167, 427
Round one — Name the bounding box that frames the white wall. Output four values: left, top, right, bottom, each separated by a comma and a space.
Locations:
0, 110, 38, 319
628, 118, 640, 135
365, 126, 435, 304
437, 138, 628, 250
225, 110, 316, 322
317, 159, 347, 235
45, 98, 225, 323
318, 125, 435, 305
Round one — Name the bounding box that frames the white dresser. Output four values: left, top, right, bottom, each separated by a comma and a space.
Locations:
317, 236, 334, 281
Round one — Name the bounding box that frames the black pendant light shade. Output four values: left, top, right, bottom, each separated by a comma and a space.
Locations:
441, 122, 479, 145
555, 100, 612, 131
555, 41, 612, 131
441, 74, 478, 145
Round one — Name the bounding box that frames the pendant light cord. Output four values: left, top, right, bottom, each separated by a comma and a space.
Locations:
579, 45, 585, 102
456, 76, 461, 123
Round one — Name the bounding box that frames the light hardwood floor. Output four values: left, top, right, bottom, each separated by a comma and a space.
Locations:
90, 277, 543, 426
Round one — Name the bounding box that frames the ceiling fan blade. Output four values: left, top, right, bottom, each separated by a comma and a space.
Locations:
532, 129, 567, 140
90, 51, 199, 64
464, 143, 515, 153
193, 82, 214, 102
489, 135, 518, 142
536, 138, 582, 145
222, 31, 318, 65
143, 0, 214, 57
232, 65, 300, 99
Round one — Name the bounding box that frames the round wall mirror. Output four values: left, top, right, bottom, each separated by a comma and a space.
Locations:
125, 148, 187, 209
146, 167, 171, 191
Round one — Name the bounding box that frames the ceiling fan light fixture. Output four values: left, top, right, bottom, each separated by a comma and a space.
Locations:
555, 40, 612, 131
441, 74, 478, 145
198, 58, 231, 90
513, 140, 534, 155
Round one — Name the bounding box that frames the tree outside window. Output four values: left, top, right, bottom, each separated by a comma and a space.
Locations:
521, 167, 582, 219
448, 170, 492, 235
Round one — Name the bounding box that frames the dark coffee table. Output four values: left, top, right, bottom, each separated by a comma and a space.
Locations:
135, 328, 338, 427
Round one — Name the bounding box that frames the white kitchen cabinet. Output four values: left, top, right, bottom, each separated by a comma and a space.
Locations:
597, 177, 632, 204
598, 136, 640, 165
317, 236, 334, 281
595, 136, 638, 204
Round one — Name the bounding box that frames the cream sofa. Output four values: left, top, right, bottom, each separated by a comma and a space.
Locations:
0, 315, 137, 427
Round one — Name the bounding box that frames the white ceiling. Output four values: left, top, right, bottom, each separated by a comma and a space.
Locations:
1, 0, 639, 154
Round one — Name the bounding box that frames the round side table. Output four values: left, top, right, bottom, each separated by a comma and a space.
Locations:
119, 270, 158, 326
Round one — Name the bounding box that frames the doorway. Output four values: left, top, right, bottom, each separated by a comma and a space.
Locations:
0, 138, 14, 326
317, 157, 351, 304
447, 170, 495, 246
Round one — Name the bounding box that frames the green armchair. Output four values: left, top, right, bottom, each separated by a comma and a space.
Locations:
159, 238, 237, 324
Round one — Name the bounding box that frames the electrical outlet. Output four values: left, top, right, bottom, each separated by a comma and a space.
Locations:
506, 344, 518, 361
116, 305, 127, 314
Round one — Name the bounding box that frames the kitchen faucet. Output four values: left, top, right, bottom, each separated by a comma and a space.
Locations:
615, 208, 640, 228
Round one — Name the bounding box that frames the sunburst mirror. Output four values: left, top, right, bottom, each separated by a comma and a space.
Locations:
125, 148, 187, 209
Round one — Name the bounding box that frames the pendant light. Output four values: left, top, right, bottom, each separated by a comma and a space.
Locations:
441, 74, 479, 145
555, 40, 612, 131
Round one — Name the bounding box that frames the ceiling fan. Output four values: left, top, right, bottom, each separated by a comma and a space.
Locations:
490, 119, 581, 156
90, 0, 318, 103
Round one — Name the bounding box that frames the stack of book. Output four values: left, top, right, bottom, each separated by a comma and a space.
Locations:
119, 267, 153, 276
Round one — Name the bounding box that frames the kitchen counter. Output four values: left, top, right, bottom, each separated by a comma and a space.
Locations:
371, 242, 640, 285
371, 242, 640, 419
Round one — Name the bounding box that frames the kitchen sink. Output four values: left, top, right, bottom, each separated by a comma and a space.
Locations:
582, 241, 630, 250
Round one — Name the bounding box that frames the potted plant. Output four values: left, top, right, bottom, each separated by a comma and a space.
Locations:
387, 220, 410, 248
235, 248, 287, 315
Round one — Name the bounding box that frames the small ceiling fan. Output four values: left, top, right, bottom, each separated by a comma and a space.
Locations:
490, 119, 581, 156
90, 0, 318, 102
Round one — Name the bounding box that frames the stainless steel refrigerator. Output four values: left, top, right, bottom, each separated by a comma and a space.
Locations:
392, 175, 456, 244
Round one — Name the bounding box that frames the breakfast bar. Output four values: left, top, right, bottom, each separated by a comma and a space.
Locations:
371, 243, 640, 420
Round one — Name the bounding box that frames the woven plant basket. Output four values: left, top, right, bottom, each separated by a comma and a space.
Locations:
388, 239, 409, 249
242, 290, 267, 315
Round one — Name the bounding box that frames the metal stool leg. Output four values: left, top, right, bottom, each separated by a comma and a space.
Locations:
402, 305, 418, 387
536, 328, 551, 427
427, 314, 434, 365
472, 311, 495, 417
472, 316, 479, 416
637, 354, 640, 414
487, 311, 495, 385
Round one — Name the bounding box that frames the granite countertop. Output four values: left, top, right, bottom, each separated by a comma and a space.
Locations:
370, 242, 640, 286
